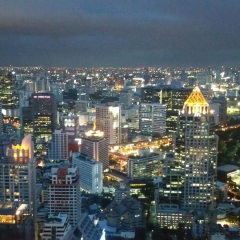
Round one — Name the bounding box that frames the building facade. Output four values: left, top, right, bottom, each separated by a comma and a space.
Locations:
80, 125, 109, 170
96, 104, 121, 144
139, 103, 166, 135
48, 166, 81, 227
127, 149, 161, 180
72, 153, 103, 194
32, 93, 57, 142
47, 129, 68, 161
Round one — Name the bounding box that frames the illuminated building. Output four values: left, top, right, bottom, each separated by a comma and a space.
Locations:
0, 72, 19, 117
32, 93, 57, 142
48, 166, 81, 227
156, 86, 218, 228
96, 104, 121, 144
81, 122, 109, 170
0, 203, 34, 240
0, 135, 37, 238
139, 103, 166, 135
72, 152, 103, 194
47, 129, 68, 161
141, 86, 193, 132
127, 149, 161, 179
62, 115, 79, 142
176, 85, 217, 209
42, 213, 72, 240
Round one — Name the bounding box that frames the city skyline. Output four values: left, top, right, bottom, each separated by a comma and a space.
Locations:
1, 1, 240, 67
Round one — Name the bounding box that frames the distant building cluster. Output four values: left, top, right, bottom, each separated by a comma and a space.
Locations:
0, 66, 235, 239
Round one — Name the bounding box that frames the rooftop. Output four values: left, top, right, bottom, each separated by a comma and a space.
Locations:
217, 164, 239, 173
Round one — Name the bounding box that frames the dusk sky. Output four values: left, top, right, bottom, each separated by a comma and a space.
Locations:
1, 0, 240, 67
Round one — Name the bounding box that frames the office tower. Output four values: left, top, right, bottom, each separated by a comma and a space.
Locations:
47, 129, 68, 160
175, 85, 218, 210
0, 72, 19, 117
72, 152, 103, 194
127, 149, 161, 179
0, 134, 16, 159
48, 166, 81, 227
2, 135, 36, 211
62, 115, 79, 142
42, 213, 72, 240
32, 93, 57, 142
50, 82, 63, 102
81, 123, 109, 170
141, 86, 192, 132
96, 104, 121, 144
0, 101, 3, 134
156, 86, 218, 229
0, 135, 37, 238
139, 103, 166, 136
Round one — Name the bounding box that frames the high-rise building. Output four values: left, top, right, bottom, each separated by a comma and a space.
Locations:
127, 149, 162, 179
72, 152, 103, 194
141, 86, 193, 132
47, 129, 68, 161
96, 104, 121, 144
62, 115, 79, 142
0, 72, 19, 117
1, 135, 36, 213
80, 123, 109, 170
0, 135, 37, 238
32, 93, 57, 142
48, 166, 81, 227
175, 86, 217, 210
157, 86, 218, 229
139, 103, 166, 135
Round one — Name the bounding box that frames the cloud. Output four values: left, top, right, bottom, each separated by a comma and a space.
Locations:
0, 0, 240, 67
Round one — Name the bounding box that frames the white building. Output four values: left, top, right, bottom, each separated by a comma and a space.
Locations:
96, 104, 121, 144
72, 152, 103, 194
47, 129, 68, 160
42, 213, 73, 240
81, 124, 109, 170
62, 115, 79, 141
48, 166, 81, 227
139, 103, 166, 135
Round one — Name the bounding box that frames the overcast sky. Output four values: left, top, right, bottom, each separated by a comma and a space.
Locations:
0, 0, 240, 67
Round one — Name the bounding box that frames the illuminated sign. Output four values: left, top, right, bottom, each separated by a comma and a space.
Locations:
34, 96, 51, 98
130, 183, 146, 187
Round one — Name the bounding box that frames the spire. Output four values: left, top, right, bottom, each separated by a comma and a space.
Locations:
183, 86, 209, 115
93, 120, 96, 131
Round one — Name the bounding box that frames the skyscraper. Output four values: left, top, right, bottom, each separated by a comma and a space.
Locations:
48, 166, 81, 227
0, 135, 37, 238
96, 104, 121, 144
175, 86, 218, 209
80, 123, 109, 170
32, 93, 57, 142
0, 72, 19, 117
156, 86, 218, 228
